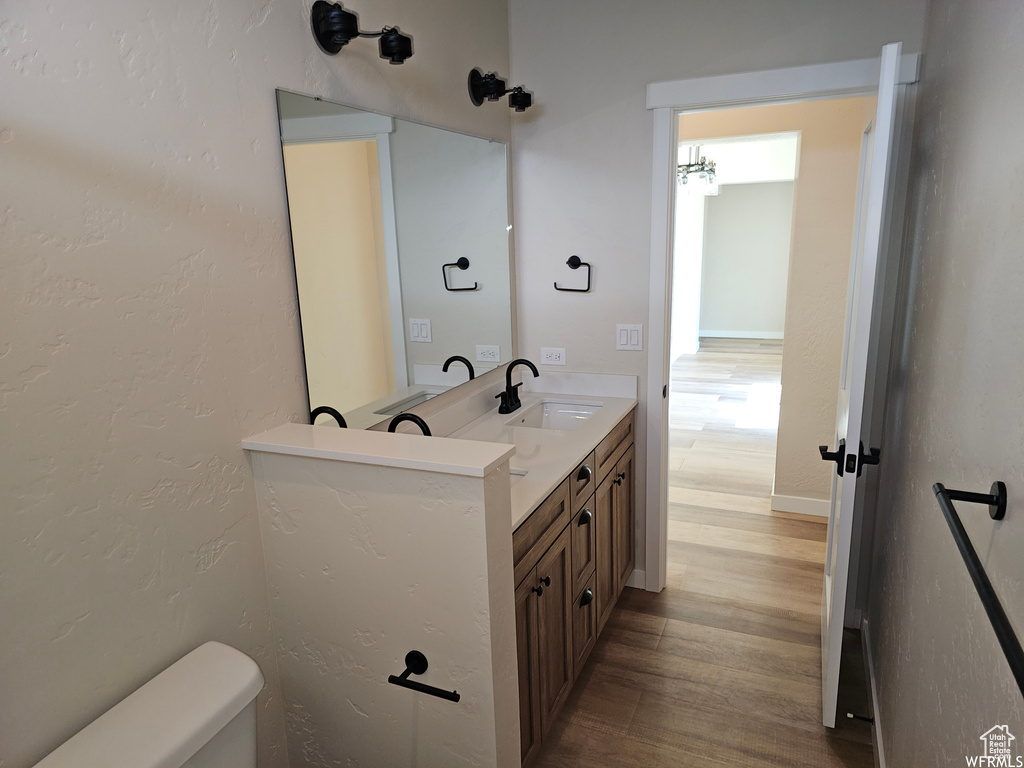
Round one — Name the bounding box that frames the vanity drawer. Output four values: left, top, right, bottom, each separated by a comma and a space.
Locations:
596, 409, 635, 482
569, 451, 597, 513
572, 574, 597, 678
570, 496, 596, 598
514, 479, 571, 588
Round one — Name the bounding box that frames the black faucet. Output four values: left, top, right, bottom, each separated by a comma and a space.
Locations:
442, 355, 475, 381
387, 412, 431, 436
311, 405, 347, 428
497, 359, 539, 414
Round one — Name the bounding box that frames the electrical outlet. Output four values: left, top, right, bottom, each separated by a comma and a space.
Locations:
616, 324, 643, 351
541, 347, 566, 366
408, 318, 431, 343
476, 344, 500, 362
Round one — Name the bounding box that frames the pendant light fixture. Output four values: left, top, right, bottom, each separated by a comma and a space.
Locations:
310, 1, 413, 64
468, 68, 533, 112
677, 146, 719, 196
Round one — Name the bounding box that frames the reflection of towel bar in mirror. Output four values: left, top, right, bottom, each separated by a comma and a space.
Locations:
554, 255, 591, 293
442, 257, 479, 291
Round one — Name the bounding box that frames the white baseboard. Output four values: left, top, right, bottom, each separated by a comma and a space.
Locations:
861, 618, 886, 768
770, 492, 829, 517
699, 330, 785, 340
626, 569, 646, 590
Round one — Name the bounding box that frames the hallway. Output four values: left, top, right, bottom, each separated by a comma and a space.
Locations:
534, 338, 872, 767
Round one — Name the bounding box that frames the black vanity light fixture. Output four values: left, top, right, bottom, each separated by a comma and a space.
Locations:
310, 0, 413, 64
468, 68, 533, 112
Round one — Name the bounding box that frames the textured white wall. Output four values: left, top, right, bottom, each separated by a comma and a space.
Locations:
249, 452, 519, 767
0, 1, 510, 766
698, 182, 794, 338
509, 0, 927, 575
868, 0, 1024, 761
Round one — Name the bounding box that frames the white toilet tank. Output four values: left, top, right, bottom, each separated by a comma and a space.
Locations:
34, 641, 264, 768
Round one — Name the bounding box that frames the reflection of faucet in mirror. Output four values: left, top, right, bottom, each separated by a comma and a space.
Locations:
497, 359, 539, 414
387, 413, 431, 436
311, 405, 348, 428
442, 355, 475, 381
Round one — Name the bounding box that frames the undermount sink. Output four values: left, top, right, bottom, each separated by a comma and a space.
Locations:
510, 468, 528, 487
505, 401, 602, 431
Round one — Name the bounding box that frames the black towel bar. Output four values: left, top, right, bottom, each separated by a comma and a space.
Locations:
387, 650, 460, 703
933, 481, 1023, 697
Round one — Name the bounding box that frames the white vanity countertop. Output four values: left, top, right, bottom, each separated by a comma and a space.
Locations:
450, 392, 638, 529
242, 422, 515, 478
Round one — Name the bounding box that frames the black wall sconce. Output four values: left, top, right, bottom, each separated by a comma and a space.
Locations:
311, 1, 413, 64
554, 255, 592, 293
468, 68, 533, 112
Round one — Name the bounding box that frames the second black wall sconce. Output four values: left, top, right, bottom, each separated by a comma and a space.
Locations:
468, 68, 533, 112
311, 1, 413, 63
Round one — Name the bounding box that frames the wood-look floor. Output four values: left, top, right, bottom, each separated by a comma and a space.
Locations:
533, 338, 873, 767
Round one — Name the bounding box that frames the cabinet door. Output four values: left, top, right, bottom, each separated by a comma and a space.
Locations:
594, 472, 616, 633
515, 573, 542, 765
613, 444, 636, 595
570, 496, 596, 598
536, 527, 574, 734
572, 576, 597, 678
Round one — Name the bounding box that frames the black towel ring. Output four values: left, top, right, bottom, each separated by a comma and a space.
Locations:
442, 257, 478, 291
554, 255, 591, 293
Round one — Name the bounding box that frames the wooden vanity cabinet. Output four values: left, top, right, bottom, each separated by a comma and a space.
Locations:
516, 527, 573, 764
515, 408, 635, 766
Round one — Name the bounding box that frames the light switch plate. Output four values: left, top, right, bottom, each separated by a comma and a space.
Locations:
476, 344, 500, 362
409, 318, 432, 343
541, 347, 566, 365
616, 324, 643, 351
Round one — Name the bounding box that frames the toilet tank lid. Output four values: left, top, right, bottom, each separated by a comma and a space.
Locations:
34, 642, 264, 768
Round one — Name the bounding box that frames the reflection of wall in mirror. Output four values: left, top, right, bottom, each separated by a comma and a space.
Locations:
390, 120, 512, 384
282, 140, 396, 413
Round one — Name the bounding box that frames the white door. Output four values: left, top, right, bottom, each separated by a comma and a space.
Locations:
820, 42, 902, 728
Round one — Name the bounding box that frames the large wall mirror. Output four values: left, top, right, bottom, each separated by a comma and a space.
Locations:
276, 90, 515, 428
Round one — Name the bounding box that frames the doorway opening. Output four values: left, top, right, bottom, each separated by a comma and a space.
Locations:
664, 95, 880, 751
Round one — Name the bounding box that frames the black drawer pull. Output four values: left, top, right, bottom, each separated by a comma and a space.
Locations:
578, 509, 592, 526
579, 588, 594, 608
577, 463, 592, 483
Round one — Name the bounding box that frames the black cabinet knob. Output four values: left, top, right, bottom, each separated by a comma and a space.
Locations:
531, 585, 544, 596
539, 576, 551, 587
578, 508, 592, 526
579, 588, 594, 608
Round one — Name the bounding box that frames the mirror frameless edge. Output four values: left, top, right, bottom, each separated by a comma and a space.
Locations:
275, 89, 515, 429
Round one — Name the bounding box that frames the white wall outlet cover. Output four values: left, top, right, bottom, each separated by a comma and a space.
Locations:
476, 344, 500, 362
541, 347, 566, 365
409, 318, 432, 343
616, 324, 643, 351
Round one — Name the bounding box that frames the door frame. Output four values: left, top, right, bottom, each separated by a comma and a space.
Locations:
643, 54, 921, 594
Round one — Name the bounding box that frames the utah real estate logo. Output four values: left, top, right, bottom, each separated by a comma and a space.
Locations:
967, 726, 1023, 767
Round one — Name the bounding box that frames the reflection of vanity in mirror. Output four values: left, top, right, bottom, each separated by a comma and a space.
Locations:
276, 89, 515, 428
